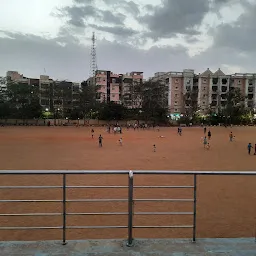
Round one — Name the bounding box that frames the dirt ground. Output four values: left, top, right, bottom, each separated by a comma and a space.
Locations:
0, 126, 255, 241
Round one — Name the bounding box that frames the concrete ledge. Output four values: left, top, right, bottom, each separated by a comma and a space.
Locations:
0, 238, 255, 256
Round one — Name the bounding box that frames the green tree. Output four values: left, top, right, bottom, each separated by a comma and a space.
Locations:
79, 81, 100, 119
7, 81, 42, 119
98, 102, 126, 121
183, 87, 199, 122
223, 87, 246, 125
140, 81, 169, 124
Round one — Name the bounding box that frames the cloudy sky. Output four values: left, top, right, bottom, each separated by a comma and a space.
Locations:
0, 0, 255, 82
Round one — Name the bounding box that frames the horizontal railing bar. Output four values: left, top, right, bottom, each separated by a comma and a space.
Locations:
0, 227, 62, 230
66, 199, 128, 202
67, 226, 128, 229
134, 212, 193, 215
0, 185, 194, 189
0, 171, 129, 175
67, 212, 128, 216
134, 186, 194, 188
134, 225, 193, 229
0, 170, 255, 175
134, 171, 256, 175
0, 186, 62, 189
0, 199, 128, 203
134, 199, 193, 202
0, 200, 61, 202
66, 186, 193, 189
0, 213, 61, 216
67, 186, 128, 188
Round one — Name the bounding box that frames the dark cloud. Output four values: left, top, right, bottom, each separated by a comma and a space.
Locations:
144, 4, 154, 12
139, 0, 210, 39
100, 10, 125, 25
0, 31, 194, 81
211, 1, 256, 53
122, 1, 140, 16
58, 2, 127, 29
102, 0, 140, 16
2, 1, 256, 82
59, 5, 98, 27
89, 24, 137, 37
73, 0, 93, 4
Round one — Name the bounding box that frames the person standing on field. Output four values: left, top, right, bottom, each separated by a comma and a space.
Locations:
208, 130, 211, 140
248, 143, 253, 155
229, 132, 234, 142
98, 134, 103, 147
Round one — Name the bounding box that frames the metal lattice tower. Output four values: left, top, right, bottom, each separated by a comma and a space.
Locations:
90, 32, 98, 78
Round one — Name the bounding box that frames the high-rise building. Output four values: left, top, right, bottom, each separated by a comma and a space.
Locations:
92, 70, 143, 107
151, 68, 256, 116
5, 71, 81, 118
121, 71, 143, 109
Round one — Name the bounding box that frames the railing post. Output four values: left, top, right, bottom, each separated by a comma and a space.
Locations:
192, 174, 197, 242
62, 174, 67, 245
127, 170, 134, 247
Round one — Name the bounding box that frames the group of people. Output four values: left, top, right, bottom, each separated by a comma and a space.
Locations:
91, 128, 123, 147
92, 125, 256, 156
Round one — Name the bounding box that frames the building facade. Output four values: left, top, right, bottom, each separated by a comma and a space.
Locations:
5, 71, 81, 118
91, 70, 143, 108
121, 71, 143, 109
151, 68, 256, 116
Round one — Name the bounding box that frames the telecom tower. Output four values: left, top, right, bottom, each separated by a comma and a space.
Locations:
90, 32, 98, 78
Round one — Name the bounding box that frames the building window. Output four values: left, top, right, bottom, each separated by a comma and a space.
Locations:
175, 86, 178, 90
203, 79, 207, 83
175, 79, 179, 83
112, 78, 116, 83
175, 94, 178, 98
238, 80, 241, 84
175, 108, 178, 112
174, 101, 178, 104
203, 101, 205, 104
203, 94, 206, 98
203, 87, 206, 91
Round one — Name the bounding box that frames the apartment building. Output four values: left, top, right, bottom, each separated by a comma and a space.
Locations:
5, 71, 81, 117
151, 68, 256, 116
0, 76, 7, 93
151, 69, 198, 115
94, 70, 121, 104
230, 73, 256, 109
121, 71, 143, 109
93, 70, 143, 108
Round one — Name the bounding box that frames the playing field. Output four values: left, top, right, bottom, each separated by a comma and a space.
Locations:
0, 126, 255, 241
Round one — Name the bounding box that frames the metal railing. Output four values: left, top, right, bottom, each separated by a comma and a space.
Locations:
0, 170, 255, 246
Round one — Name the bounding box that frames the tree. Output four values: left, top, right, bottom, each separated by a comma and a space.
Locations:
79, 81, 99, 119
123, 80, 142, 109
7, 81, 42, 119
182, 84, 199, 124
140, 81, 169, 123
223, 87, 246, 125
98, 102, 126, 121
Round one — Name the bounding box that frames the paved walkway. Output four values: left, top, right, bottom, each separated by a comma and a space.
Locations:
0, 238, 255, 256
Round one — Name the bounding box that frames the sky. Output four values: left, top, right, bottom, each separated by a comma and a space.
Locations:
0, 0, 256, 82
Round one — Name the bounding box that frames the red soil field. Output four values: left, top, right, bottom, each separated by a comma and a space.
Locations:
0, 126, 255, 241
